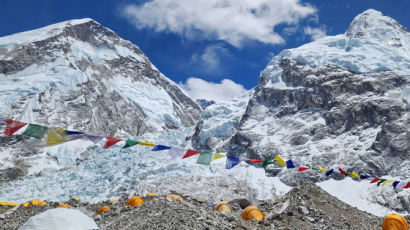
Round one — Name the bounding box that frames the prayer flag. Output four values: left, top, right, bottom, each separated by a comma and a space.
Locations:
403, 182, 410, 189
226, 156, 240, 169
152, 145, 171, 151
86, 134, 104, 144
319, 166, 328, 172
377, 179, 387, 186
123, 139, 139, 148
103, 137, 122, 149
338, 168, 348, 175
4, 119, 27, 136
262, 157, 274, 168
46, 128, 68, 146
395, 181, 406, 189
138, 141, 156, 147
392, 181, 400, 188
196, 152, 213, 165
307, 164, 319, 170
23, 124, 48, 139
182, 149, 200, 159
249, 159, 262, 164
360, 175, 370, 180
0, 117, 4, 122
211, 153, 225, 162
325, 169, 334, 176
298, 167, 309, 172
349, 172, 360, 178
274, 155, 286, 166
66, 130, 84, 135
167, 147, 185, 158
286, 160, 295, 169
370, 178, 381, 184
294, 160, 301, 168
381, 180, 395, 186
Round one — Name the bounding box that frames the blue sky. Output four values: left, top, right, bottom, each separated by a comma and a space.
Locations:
0, 0, 409, 101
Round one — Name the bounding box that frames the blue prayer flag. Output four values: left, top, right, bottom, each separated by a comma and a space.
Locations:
152, 145, 171, 151
325, 169, 334, 176
286, 160, 295, 169
226, 156, 240, 169
359, 175, 370, 180
66, 130, 84, 135
392, 181, 400, 188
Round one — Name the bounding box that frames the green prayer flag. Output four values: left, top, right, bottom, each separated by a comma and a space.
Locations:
306, 164, 319, 170
196, 152, 213, 165
123, 139, 139, 148
23, 124, 48, 139
377, 179, 387, 186
262, 157, 275, 168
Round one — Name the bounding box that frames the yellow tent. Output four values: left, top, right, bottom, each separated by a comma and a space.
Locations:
382, 213, 409, 230
241, 206, 265, 221
166, 195, 184, 202
72, 198, 81, 203
147, 193, 158, 197
21, 200, 47, 207
56, 204, 72, 209
214, 202, 232, 213
97, 206, 111, 214
0, 201, 19, 206
126, 196, 144, 207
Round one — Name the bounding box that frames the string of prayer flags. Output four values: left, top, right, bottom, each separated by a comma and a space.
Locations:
46, 128, 68, 146
167, 147, 185, 158
325, 169, 334, 176
123, 139, 139, 149
182, 149, 200, 159
138, 141, 155, 147
377, 179, 388, 186
4, 119, 27, 136
211, 153, 225, 162
226, 156, 240, 169
103, 137, 122, 149
86, 134, 104, 144
286, 160, 295, 169
274, 155, 286, 166
381, 180, 395, 186
298, 167, 309, 172
151, 145, 171, 151
23, 124, 48, 139
196, 152, 213, 165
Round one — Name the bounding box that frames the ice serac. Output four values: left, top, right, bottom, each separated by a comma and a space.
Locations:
0, 19, 201, 179
220, 9, 409, 212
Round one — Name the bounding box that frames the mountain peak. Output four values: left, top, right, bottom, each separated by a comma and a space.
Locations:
345, 9, 408, 41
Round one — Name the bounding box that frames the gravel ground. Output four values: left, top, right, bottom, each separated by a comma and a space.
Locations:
1, 182, 408, 230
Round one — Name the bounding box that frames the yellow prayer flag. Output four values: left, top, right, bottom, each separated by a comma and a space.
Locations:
46, 128, 67, 146
349, 172, 360, 178
319, 166, 328, 172
381, 180, 395, 186
211, 153, 226, 162
274, 155, 286, 166
138, 141, 156, 147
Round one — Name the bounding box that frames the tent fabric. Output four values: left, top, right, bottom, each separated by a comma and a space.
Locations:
21, 200, 47, 207
19, 208, 99, 230
382, 213, 409, 230
166, 195, 184, 202
4, 119, 27, 136
196, 152, 213, 165
214, 202, 232, 213
211, 153, 225, 162
123, 139, 139, 148
103, 137, 122, 149
147, 193, 158, 197
126, 196, 144, 207
97, 206, 110, 214
241, 206, 265, 221
0, 201, 18, 206
182, 149, 200, 159
23, 124, 48, 139
167, 147, 185, 158
151, 145, 171, 151
56, 204, 73, 209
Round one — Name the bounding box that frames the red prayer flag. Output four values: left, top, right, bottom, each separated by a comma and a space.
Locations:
182, 149, 200, 159
103, 137, 122, 149
403, 182, 410, 189
298, 167, 309, 172
4, 119, 27, 136
338, 168, 348, 175
249, 159, 262, 164
370, 178, 381, 184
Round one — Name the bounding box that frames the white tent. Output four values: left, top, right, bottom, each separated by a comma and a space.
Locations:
19, 208, 99, 230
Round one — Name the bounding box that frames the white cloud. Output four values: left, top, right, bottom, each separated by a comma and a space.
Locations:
123, 0, 317, 47
304, 26, 326, 40
191, 44, 230, 73
179, 77, 246, 102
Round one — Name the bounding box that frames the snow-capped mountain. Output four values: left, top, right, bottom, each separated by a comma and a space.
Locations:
193, 9, 409, 212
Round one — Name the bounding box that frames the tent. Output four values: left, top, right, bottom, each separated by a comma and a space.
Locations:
19, 208, 99, 230
241, 206, 265, 221
382, 213, 409, 230
126, 196, 144, 207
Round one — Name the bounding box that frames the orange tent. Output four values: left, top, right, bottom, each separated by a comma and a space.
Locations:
241, 206, 264, 221
147, 193, 158, 197
97, 206, 111, 214
166, 195, 184, 202
56, 204, 72, 209
126, 196, 144, 207
382, 213, 409, 230
214, 202, 232, 213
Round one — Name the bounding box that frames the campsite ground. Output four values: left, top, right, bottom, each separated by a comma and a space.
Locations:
0, 182, 408, 229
